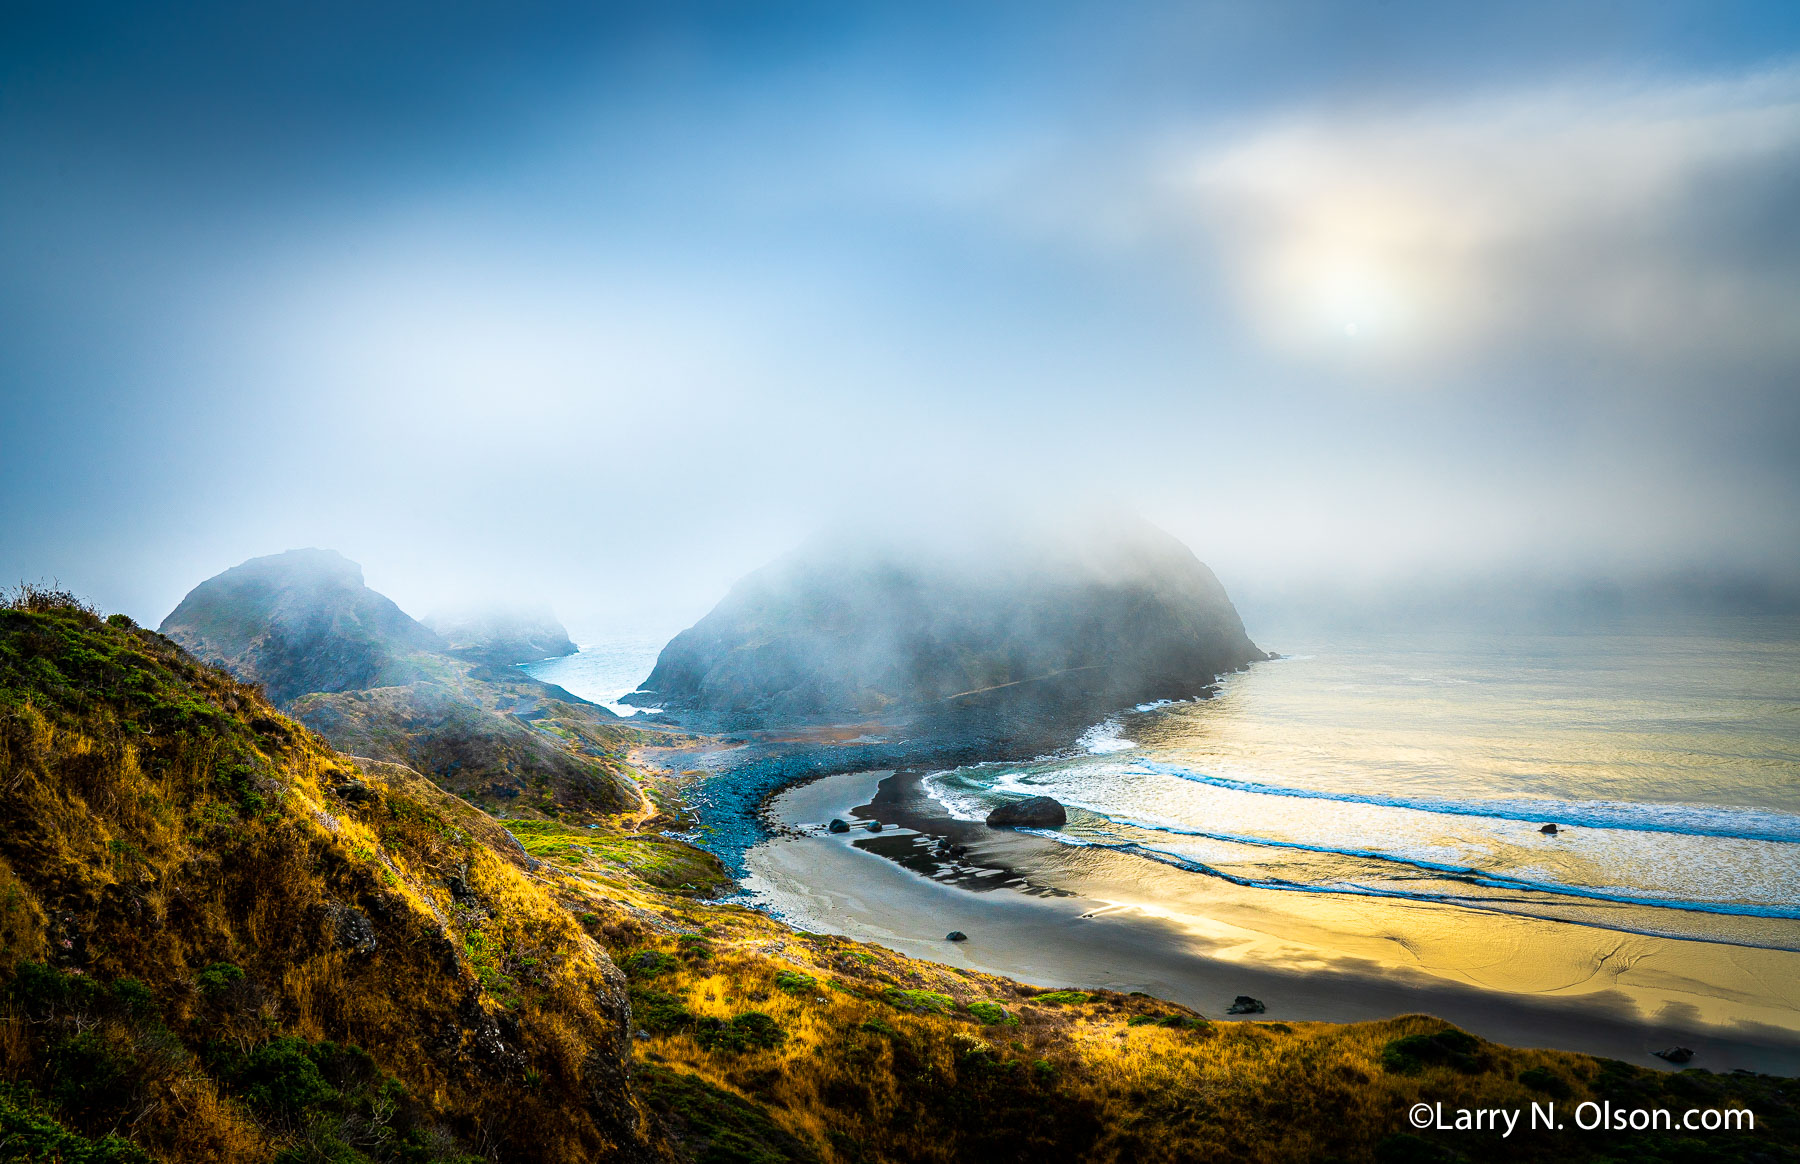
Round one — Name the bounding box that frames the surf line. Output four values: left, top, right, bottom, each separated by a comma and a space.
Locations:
1127, 760, 1800, 845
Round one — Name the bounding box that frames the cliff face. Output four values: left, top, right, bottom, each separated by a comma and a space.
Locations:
628, 515, 1265, 727
159, 548, 442, 704
161, 551, 638, 819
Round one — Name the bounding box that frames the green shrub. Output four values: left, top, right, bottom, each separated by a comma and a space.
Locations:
966, 1001, 1017, 1026
632, 988, 696, 1034
1381, 1029, 1483, 1075
627, 950, 680, 978
0, 1083, 153, 1164
883, 989, 954, 1015
773, 970, 817, 995
635, 1065, 819, 1164
110, 978, 156, 1018
49, 1031, 137, 1123
234, 1037, 339, 1114
1031, 990, 1090, 1006
695, 1012, 785, 1054
196, 961, 246, 995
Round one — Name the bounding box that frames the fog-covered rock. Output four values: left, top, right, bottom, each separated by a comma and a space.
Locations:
424, 608, 579, 666
627, 512, 1265, 727
160, 548, 441, 703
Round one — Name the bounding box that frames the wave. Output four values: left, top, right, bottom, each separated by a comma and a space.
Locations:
1023, 830, 1800, 941
1126, 760, 1800, 845
1077, 719, 1138, 754
1048, 807, 1800, 919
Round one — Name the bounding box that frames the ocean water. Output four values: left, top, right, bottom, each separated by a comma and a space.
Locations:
523, 632, 666, 716
923, 615, 1800, 951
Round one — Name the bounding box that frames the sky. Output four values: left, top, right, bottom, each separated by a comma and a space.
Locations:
3, 0, 1799, 637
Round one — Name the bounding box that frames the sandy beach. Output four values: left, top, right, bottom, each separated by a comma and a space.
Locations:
743, 769, 1800, 1075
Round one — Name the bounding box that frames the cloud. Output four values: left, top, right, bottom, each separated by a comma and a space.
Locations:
1159, 66, 1800, 384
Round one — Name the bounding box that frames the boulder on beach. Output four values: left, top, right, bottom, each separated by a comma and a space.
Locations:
1226, 996, 1266, 1015
1654, 1046, 1694, 1064
828, 818, 850, 834
866, 821, 884, 833
1540, 823, 1559, 834
986, 796, 1068, 828
946, 931, 968, 942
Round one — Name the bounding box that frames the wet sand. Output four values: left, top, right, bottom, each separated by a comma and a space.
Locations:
742, 769, 1800, 1076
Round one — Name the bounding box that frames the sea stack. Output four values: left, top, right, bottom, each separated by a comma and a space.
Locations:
626, 511, 1265, 728
160, 547, 441, 703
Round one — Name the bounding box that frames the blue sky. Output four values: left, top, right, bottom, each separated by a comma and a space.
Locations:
4, 1, 1799, 631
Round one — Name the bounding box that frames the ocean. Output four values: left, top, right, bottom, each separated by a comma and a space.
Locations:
524, 630, 670, 716
920, 615, 1800, 952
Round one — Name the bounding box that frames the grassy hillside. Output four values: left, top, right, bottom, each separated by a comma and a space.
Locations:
2, 586, 1793, 1164
0, 589, 661, 1162
289, 665, 646, 821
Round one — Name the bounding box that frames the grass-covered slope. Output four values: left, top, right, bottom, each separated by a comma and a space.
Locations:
161, 550, 641, 821
290, 672, 644, 820
0, 590, 662, 1163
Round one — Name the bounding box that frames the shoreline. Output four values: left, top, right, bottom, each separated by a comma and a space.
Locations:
742, 768, 1800, 1076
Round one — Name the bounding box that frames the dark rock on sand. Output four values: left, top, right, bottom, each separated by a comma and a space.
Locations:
865, 821, 884, 833
946, 931, 968, 942
828, 818, 851, 834
986, 796, 1068, 829
1540, 823, 1559, 834
1655, 1047, 1695, 1064
1227, 996, 1266, 1015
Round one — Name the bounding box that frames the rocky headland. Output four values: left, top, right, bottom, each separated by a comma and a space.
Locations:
626, 513, 1266, 736
161, 549, 640, 819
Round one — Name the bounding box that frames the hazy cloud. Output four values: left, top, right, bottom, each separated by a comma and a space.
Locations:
1173, 67, 1800, 383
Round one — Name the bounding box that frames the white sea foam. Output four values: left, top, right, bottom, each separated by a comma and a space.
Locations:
919, 769, 992, 823
915, 618, 1800, 948
1078, 718, 1138, 754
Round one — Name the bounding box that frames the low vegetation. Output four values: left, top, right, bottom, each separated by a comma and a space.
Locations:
0, 591, 654, 1161
2, 586, 1794, 1163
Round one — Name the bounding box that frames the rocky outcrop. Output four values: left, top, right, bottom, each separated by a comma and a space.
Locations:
626, 513, 1265, 728
162, 551, 638, 820
160, 548, 441, 703
425, 608, 580, 666
986, 796, 1068, 828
